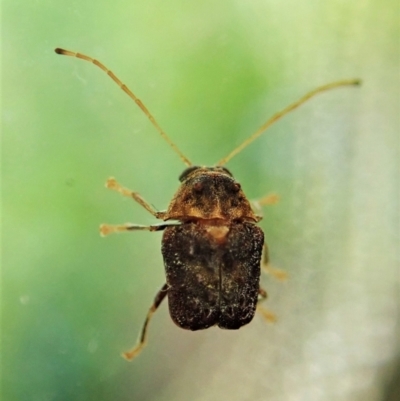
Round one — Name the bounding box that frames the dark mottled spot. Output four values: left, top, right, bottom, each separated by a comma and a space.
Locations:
193, 182, 203, 192
232, 182, 241, 192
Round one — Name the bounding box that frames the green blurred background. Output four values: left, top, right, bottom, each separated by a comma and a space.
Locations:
2, 1, 399, 400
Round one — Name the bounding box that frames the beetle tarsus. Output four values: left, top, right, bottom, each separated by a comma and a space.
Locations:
105, 177, 163, 218
122, 284, 168, 361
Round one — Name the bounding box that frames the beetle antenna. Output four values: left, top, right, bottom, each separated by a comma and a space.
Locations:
217, 79, 361, 166
55, 48, 192, 167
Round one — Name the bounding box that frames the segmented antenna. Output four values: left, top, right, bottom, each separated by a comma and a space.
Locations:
217, 79, 361, 166
55, 48, 192, 167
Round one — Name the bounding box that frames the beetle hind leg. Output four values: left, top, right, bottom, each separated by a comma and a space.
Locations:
256, 287, 277, 323
122, 283, 168, 361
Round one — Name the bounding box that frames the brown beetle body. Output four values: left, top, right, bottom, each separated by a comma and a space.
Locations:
163, 222, 264, 330
162, 166, 264, 330
55, 45, 360, 361
165, 166, 260, 222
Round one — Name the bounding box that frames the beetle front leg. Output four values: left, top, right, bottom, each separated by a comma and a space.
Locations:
105, 177, 166, 219
122, 283, 168, 361
251, 193, 280, 219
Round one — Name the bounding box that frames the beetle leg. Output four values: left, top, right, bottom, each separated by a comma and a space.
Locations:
122, 283, 168, 361
99, 223, 178, 236
105, 177, 166, 219
251, 193, 280, 218
262, 243, 288, 281
257, 287, 277, 323
258, 287, 267, 300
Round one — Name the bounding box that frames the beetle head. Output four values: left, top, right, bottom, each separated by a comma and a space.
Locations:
164, 166, 259, 222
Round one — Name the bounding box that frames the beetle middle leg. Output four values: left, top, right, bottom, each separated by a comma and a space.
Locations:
262, 243, 288, 281
100, 223, 176, 236
122, 283, 168, 361
252, 194, 287, 280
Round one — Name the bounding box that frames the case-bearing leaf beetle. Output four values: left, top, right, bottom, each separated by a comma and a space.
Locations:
55, 47, 360, 361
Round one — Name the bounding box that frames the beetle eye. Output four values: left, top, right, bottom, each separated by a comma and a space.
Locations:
218, 167, 233, 177
179, 166, 201, 182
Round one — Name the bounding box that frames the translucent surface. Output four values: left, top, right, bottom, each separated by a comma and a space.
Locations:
2, 1, 399, 400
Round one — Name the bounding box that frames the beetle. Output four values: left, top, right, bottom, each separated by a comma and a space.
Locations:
55, 47, 360, 360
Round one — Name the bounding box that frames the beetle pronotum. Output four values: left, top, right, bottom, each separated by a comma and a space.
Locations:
55, 47, 360, 360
